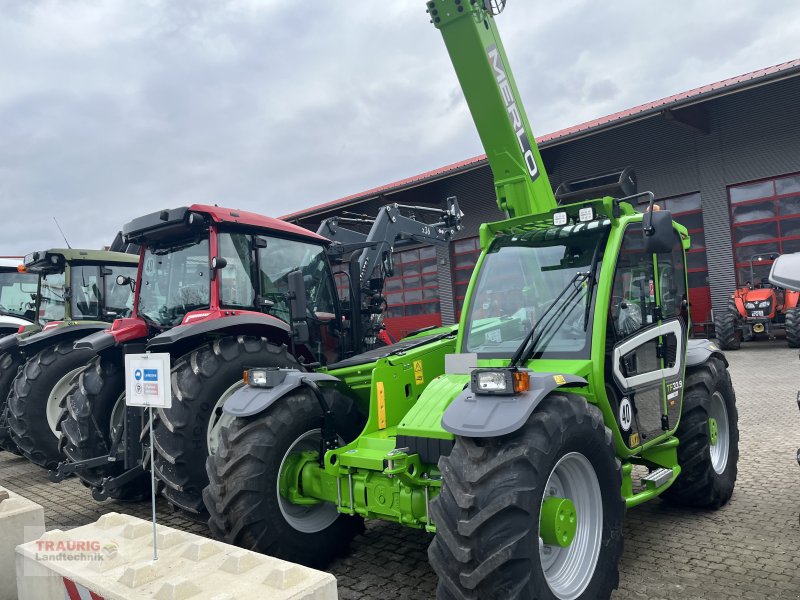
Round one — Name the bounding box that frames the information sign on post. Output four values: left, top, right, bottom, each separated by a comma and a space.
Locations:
125, 352, 172, 409
124, 351, 171, 561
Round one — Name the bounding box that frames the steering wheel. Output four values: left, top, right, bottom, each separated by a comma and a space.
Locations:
617, 299, 643, 336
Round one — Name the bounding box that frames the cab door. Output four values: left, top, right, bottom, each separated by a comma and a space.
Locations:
606, 224, 688, 448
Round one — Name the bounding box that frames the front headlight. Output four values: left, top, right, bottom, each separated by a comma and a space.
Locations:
471, 369, 530, 395
244, 368, 270, 387
759, 300, 771, 308
745, 302, 755, 309
476, 371, 508, 392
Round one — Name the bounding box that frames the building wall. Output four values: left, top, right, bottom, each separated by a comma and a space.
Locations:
296, 76, 800, 334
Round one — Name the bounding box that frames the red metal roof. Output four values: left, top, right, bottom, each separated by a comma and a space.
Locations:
191, 204, 328, 242
283, 57, 800, 221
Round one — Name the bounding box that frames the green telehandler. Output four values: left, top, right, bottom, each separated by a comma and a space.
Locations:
203, 2, 739, 598
0, 248, 138, 467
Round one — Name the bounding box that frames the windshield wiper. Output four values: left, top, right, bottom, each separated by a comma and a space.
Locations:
582, 236, 603, 331
509, 271, 589, 368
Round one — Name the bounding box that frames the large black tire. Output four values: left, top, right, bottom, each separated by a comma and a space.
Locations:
428, 394, 625, 600
60, 353, 151, 501
153, 336, 299, 519
785, 307, 800, 348
204, 387, 366, 568
662, 356, 738, 509
0, 351, 24, 454
714, 306, 740, 351
7, 342, 95, 469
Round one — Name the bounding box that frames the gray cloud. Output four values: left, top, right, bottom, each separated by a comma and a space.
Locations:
1, 0, 798, 252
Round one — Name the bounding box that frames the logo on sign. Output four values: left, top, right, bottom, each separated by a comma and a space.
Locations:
134, 369, 142, 381
143, 369, 158, 382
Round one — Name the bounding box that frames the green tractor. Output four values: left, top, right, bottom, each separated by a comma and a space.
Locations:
203, 2, 738, 598
0, 248, 138, 466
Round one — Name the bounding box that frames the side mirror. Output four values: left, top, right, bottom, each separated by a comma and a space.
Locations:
643, 210, 674, 254
253, 237, 268, 249
116, 274, 135, 292
287, 269, 310, 344
210, 256, 227, 280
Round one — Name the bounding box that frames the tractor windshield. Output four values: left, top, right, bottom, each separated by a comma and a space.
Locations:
71, 264, 138, 321
463, 224, 607, 360
39, 272, 66, 323
217, 232, 335, 324
0, 270, 38, 320
138, 238, 210, 327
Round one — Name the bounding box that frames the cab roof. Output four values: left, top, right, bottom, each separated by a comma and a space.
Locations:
123, 205, 328, 246
23, 248, 138, 273
0, 257, 24, 270
191, 205, 328, 243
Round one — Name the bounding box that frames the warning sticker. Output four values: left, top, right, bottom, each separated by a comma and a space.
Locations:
377, 381, 386, 429
553, 374, 566, 385
413, 360, 424, 385
629, 432, 640, 447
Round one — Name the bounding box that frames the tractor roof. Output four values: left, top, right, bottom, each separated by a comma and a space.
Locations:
23, 248, 138, 273
123, 204, 328, 247
0, 257, 24, 270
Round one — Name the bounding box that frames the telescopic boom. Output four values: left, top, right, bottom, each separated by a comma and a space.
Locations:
427, 0, 557, 218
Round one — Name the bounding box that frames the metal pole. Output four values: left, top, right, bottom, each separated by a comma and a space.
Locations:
149, 405, 158, 561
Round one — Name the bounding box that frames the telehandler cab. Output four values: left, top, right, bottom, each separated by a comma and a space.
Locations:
53, 200, 462, 516
204, 2, 739, 599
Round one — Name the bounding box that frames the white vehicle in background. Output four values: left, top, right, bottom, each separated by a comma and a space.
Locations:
769, 253, 800, 467
0, 258, 38, 338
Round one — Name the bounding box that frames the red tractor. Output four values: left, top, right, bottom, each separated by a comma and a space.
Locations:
715, 252, 800, 349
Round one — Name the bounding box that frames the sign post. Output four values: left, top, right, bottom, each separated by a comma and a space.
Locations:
124, 351, 171, 561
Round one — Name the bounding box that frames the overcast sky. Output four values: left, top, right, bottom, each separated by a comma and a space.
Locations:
1, 0, 799, 253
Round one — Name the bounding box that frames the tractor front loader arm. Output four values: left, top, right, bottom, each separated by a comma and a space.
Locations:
355, 197, 463, 283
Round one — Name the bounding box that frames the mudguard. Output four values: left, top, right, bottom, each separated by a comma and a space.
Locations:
0, 334, 20, 352
17, 322, 109, 352
222, 370, 339, 418
686, 338, 728, 368
146, 314, 290, 349
74, 329, 117, 352
442, 371, 588, 438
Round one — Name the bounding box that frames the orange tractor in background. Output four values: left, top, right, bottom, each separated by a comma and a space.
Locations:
715, 252, 800, 349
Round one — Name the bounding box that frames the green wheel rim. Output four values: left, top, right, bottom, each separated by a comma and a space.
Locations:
708, 391, 730, 474
539, 452, 603, 600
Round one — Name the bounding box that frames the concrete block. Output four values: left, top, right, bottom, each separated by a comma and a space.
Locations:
16, 512, 338, 600
0, 486, 45, 600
